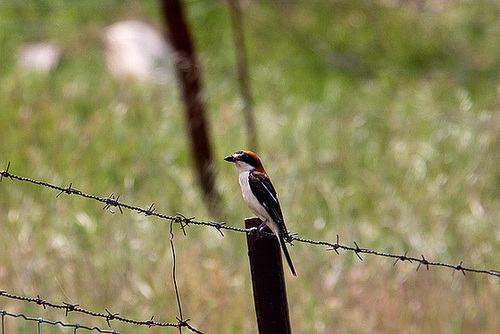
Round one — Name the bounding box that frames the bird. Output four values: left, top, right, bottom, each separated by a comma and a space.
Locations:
224, 150, 296, 276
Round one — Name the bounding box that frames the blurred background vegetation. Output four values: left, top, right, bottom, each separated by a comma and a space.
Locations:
1, 0, 500, 332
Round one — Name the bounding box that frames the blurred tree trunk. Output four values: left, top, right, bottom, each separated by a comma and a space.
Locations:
228, 0, 257, 151
160, 0, 221, 215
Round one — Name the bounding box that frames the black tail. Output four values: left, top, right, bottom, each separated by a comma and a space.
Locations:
279, 234, 296, 276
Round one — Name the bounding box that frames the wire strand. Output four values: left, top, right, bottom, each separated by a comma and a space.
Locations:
1, 164, 498, 279
0, 310, 121, 333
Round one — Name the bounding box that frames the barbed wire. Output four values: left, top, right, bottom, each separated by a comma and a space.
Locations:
0, 291, 202, 334
1, 162, 499, 280
0, 309, 122, 334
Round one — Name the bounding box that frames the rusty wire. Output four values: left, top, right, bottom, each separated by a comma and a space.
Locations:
1, 163, 499, 279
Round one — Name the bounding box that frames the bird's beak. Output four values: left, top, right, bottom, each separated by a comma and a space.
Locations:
224, 155, 236, 162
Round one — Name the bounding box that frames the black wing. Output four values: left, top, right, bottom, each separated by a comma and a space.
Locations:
248, 171, 288, 237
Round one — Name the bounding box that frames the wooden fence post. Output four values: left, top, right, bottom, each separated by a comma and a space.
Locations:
160, 0, 221, 216
245, 217, 292, 334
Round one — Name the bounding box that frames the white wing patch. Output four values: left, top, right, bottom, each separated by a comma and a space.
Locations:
260, 180, 278, 204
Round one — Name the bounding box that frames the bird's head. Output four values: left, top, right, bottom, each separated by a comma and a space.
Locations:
224, 150, 264, 172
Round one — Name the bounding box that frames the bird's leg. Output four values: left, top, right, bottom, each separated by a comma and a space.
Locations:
257, 219, 268, 231
248, 219, 268, 240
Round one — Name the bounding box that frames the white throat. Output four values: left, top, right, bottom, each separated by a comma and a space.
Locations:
234, 161, 255, 173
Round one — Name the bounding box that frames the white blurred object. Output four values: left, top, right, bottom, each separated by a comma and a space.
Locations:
103, 20, 174, 83
18, 41, 62, 73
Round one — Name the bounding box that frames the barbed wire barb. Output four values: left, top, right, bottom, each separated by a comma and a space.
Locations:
175, 212, 193, 236
453, 261, 466, 276
211, 221, 226, 237
63, 301, 80, 316
0, 161, 11, 182
416, 255, 430, 271
353, 241, 364, 261
326, 235, 340, 254
144, 202, 156, 215
36, 295, 47, 309
56, 182, 74, 198
102, 193, 122, 214
104, 309, 119, 327
146, 315, 155, 328
393, 251, 411, 266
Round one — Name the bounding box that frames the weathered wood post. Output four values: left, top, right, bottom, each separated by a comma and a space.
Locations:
245, 217, 292, 334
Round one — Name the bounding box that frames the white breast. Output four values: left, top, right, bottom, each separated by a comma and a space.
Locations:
239, 171, 270, 221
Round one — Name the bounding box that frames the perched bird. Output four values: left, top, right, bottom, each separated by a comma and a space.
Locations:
224, 150, 296, 276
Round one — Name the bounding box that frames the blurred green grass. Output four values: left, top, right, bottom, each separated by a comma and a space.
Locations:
1, 0, 500, 333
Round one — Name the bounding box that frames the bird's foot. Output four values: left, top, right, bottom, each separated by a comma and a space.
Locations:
248, 227, 266, 240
